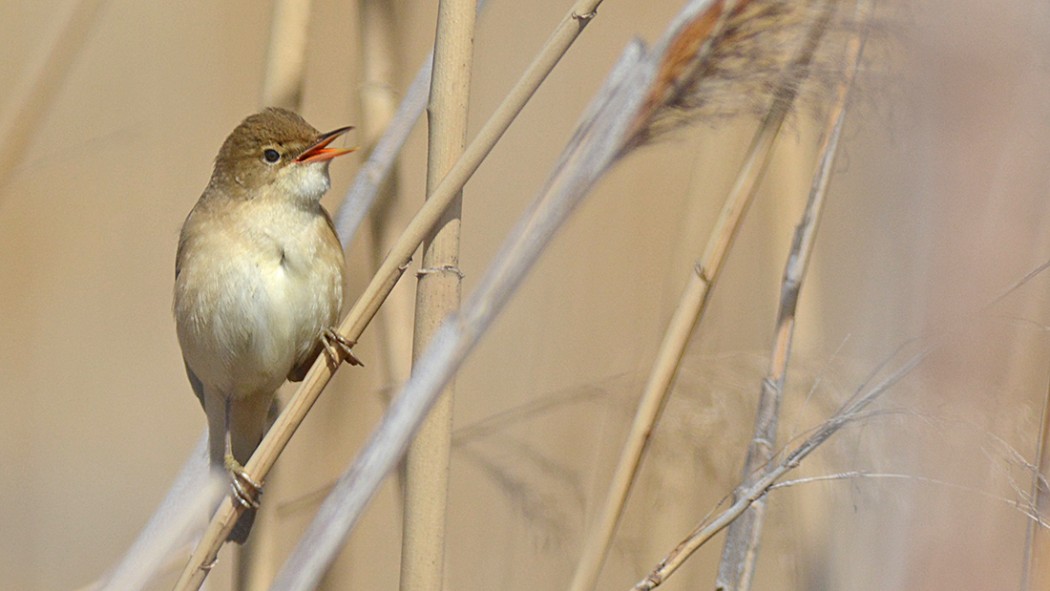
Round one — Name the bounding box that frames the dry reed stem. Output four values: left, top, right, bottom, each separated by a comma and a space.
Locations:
96, 435, 222, 591
173, 2, 608, 587
357, 0, 414, 395
567, 57, 781, 591
0, 0, 107, 193
400, 0, 475, 589
772, 471, 1050, 523
715, 3, 861, 588
568, 5, 839, 590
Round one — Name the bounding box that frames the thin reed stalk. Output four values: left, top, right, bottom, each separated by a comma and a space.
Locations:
260, 0, 314, 109
715, 3, 866, 589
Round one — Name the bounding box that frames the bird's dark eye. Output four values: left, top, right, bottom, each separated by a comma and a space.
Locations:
263, 149, 281, 163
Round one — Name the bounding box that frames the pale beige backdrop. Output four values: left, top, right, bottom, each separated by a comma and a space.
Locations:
3, 1, 1050, 590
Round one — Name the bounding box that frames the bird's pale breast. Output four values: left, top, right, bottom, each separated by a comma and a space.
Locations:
175, 199, 344, 399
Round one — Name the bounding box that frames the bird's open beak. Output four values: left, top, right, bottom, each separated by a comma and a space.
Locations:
296, 126, 356, 163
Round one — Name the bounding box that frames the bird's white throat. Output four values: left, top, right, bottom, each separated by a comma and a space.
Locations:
277, 161, 332, 202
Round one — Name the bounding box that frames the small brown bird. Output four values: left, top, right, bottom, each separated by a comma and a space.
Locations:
174, 107, 360, 543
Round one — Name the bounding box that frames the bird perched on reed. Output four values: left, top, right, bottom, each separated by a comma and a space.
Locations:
174, 107, 360, 543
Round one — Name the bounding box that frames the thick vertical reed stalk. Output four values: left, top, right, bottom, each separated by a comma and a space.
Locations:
400, 0, 475, 589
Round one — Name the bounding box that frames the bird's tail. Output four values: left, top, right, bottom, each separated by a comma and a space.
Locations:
228, 508, 257, 544
225, 395, 280, 544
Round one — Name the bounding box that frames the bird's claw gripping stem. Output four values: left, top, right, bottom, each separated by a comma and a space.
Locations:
321, 327, 364, 367
224, 451, 262, 510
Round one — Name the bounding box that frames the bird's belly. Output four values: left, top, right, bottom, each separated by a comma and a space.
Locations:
177, 251, 341, 398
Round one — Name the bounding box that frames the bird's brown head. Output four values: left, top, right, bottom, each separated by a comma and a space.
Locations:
210, 107, 355, 201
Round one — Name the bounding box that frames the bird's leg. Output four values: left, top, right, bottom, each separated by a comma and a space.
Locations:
223, 397, 262, 510
321, 327, 364, 367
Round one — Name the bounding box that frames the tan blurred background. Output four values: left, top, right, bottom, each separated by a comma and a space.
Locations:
3, 1, 1050, 590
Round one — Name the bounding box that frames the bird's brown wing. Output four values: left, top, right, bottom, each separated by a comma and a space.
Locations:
183, 361, 207, 411
287, 340, 324, 382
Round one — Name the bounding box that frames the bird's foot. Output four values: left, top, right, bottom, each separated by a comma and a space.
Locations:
321, 327, 364, 367
224, 452, 262, 510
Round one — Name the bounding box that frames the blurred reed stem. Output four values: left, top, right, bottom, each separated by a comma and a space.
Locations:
357, 0, 415, 400
0, 0, 107, 193
260, 0, 314, 109
1021, 374, 1050, 589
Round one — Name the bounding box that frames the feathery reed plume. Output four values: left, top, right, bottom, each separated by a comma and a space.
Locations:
629, 0, 854, 147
